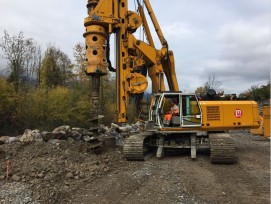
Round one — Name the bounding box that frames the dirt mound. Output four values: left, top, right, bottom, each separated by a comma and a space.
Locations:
0, 140, 123, 203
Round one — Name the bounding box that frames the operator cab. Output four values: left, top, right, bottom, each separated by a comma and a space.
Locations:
149, 92, 202, 128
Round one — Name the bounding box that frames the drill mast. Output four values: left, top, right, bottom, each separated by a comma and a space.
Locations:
83, 0, 179, 124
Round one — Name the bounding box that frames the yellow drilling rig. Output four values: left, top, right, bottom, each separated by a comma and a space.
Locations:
83, 0, 260, 163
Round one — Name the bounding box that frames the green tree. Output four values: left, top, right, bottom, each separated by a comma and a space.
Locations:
258, 82, 270, 101
240, 82, 270, 102
195, 86, 204, 95
73, 42, 87, 83
40, 45, 73, 88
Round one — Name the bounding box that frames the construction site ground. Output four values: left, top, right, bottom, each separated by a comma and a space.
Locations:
0, 131, 270, 204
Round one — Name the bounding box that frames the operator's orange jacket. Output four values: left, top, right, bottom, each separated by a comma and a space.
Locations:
164, 113, 173, 121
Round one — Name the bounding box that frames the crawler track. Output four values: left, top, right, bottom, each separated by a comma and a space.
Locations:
209, 133, 236, 164
123, 132, 154, 160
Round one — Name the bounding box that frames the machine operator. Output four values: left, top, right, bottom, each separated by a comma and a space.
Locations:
163, 99, 179, 125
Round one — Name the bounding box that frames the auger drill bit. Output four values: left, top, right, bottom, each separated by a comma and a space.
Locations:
83, 0, 108, 135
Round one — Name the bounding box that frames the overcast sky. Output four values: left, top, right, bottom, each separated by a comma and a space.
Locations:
0, 0, 270, 94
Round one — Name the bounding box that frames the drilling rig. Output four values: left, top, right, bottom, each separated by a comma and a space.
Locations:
83, 0, 260, 163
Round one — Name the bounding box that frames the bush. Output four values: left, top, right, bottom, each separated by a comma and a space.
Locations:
0, 75, 135, 133
0, 77, 17, 133
16, 87, 92, 131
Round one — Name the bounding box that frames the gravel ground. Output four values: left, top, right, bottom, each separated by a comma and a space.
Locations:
0, 131, 270, 204
0, 182, 38, 204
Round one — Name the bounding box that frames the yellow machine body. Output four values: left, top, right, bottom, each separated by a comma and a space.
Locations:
250, 105, 270, 139
199, 101, 260, 131
263, 106, 270, 138
151, 93, 260, 132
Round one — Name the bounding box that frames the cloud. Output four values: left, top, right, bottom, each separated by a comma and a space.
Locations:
163, 22, 200, 39
0, 0, 86, 58
212, 17, 269, 80
188, 14, 270, 94
217, 19, 269, 52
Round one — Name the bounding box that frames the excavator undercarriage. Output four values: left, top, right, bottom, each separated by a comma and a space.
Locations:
123, 130, 236, 164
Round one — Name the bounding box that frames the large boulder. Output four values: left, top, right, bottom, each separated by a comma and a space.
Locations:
32, 129, 43, 142
41, 131, 55, 142
111, 123, 133, 133
53, 131, 68, 140
20, 129, 42, 143
53, 125, 71, 137
98, 124, 110, 134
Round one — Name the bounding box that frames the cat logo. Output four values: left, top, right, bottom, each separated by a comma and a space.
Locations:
235, 109, 242, 118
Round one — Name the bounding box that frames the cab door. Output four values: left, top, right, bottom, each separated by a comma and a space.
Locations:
181, 94, 202, 127
149, 94, 164, 126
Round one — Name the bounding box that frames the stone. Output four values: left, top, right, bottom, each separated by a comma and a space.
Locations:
11, 175, 21, 182
98, 125, 108, 133
119, 125, 133, 132
110, 132, 120, 137
71, 131, 82, 141
111, 123, 120, 130
83, 135, 92, 142
32, 129, 43, 141
82, 129, 89, 136
19, 129, 44, 142
65, 172, 74, 179
79, 172, 85, 178
53, 131, 67, 140
36, 173, 45, 179
0, 175, 5, 180
67, 137, 75, 143
53, 125, 71, 135
20, 129, 42, 143
110, 123, 133, 133
41, 132, 55, 142
0, 136, 9, 145
90, 171, 97, 176
7, 137, 19, 143
48, 139, 60, 145
72, 127, 82, 131
44, 173, 54, 181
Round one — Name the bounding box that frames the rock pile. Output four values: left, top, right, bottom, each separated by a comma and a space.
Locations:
0, 122, 144, 147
